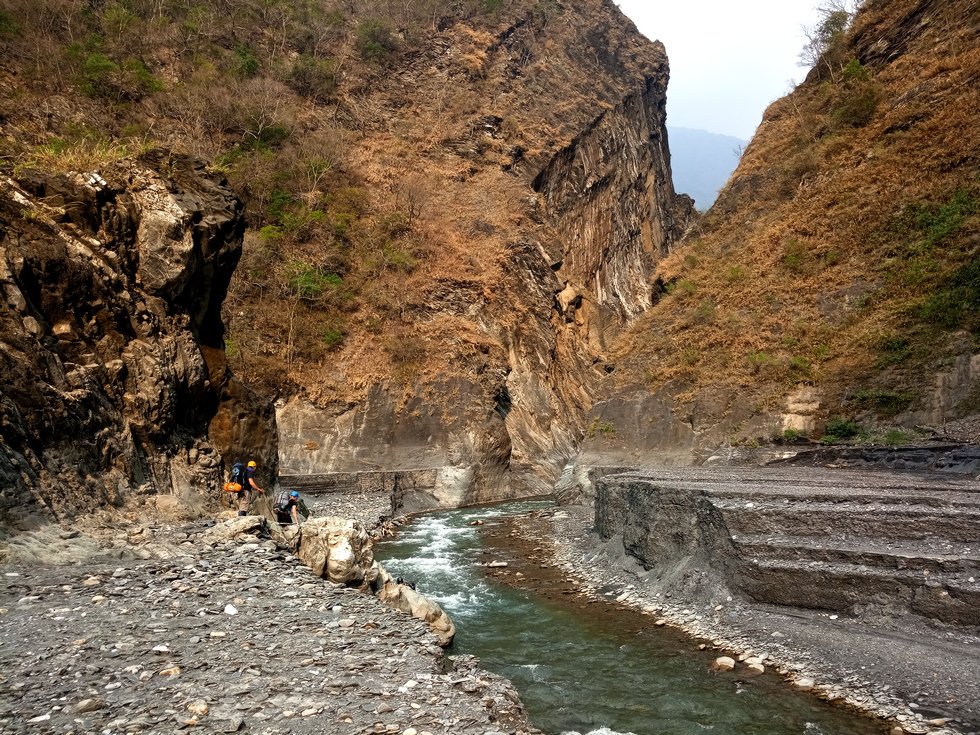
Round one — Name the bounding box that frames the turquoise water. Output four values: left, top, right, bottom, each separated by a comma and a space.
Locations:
376, 501, 885, 735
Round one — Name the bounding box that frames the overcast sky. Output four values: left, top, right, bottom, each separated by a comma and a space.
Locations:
614, 0, 824, 140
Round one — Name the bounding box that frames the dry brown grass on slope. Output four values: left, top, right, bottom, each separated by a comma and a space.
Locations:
0, 0, 666, 404
615, 0, 980, 419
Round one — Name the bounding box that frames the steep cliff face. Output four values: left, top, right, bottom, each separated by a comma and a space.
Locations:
0, 151, 276, 527
562, 0, 980, 485
270, 3, 682, 503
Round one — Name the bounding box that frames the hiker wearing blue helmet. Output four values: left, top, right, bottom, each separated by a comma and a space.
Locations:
273, 489, 302, 526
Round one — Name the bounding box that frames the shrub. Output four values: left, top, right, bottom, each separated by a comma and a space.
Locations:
103, 1, 138, 36
681, 346, 700, 366
266, 189, 295, 221
76, 50, 120, 98
782, 239, 808, 272
234, 44, 260, 77
789, 355, 812, 376
783, 428, 806, 442
693, 299, 716, 324
587, 419, 616, 438
665, 278, 696, 296
356, 18, 397, 61
290, 54, 337, 100
322, 328, 344, 349
874, 334, 911, 366
883, 429, 914, 445
0, 10, 20, 35
121, 58, 164, 94
854, 389, 915, 417
920, 256, 980, 330
285, 263, 341, 299
823, 417, 861, 442
841, 58, 870, 82
832, 84, 879, 127
747, 350, 774, 370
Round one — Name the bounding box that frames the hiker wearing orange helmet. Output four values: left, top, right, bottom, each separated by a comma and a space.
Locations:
237, 460, 266, 516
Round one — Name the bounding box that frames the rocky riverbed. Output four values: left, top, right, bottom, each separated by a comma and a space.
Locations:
0, 492, 536, 735
477, 503, 980, 735
5, 485, 979, 735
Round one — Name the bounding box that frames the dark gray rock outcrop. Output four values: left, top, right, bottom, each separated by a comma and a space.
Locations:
595, 467, 980, 627
0, 151, 276, 528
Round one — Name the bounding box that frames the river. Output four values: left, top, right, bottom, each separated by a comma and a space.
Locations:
376, 500, 886, 735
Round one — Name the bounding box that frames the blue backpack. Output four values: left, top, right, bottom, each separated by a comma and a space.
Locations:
230, 462, 244, 483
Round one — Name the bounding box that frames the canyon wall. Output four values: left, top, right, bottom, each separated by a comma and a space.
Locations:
558, 0, 980, 499
0, 151, 277, 528
277, 60, 683, 507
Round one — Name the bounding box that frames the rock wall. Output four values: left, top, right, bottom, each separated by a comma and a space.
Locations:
595, 468, 980, 627
276, 65, 683, 509
0, 151, 277, 528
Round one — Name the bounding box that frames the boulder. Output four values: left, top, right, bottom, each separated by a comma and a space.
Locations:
297, 517, 379, 587
199, 516, 268, 544
375, 566, 456, 647
296, 516, 455, 645
709, 656, 736, 672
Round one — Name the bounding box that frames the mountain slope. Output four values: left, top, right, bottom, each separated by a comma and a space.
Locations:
603, 0, 980, 455
0, 0, 683, 510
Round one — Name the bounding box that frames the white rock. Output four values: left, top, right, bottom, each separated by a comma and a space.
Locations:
224, 604, 238, 615
709, 656, 736, 672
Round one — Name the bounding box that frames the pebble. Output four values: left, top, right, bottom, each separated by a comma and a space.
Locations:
0, 492, 535, 735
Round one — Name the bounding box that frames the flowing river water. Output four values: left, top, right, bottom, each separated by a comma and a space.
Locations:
376, 500, 886, 735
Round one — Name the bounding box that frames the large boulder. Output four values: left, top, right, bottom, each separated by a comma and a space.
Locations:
375, 565, 456, 647
297, 516, 455, 645
296, 516, 380, 587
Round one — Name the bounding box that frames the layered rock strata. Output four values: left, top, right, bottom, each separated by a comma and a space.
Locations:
595, 467, 980, 627
0, 151, 276, 527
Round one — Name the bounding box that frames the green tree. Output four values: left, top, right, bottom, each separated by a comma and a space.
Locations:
799, 1, 859, 80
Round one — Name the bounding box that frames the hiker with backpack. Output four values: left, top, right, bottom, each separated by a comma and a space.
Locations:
273, 490, 302, 526
224, 460, 266, 516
